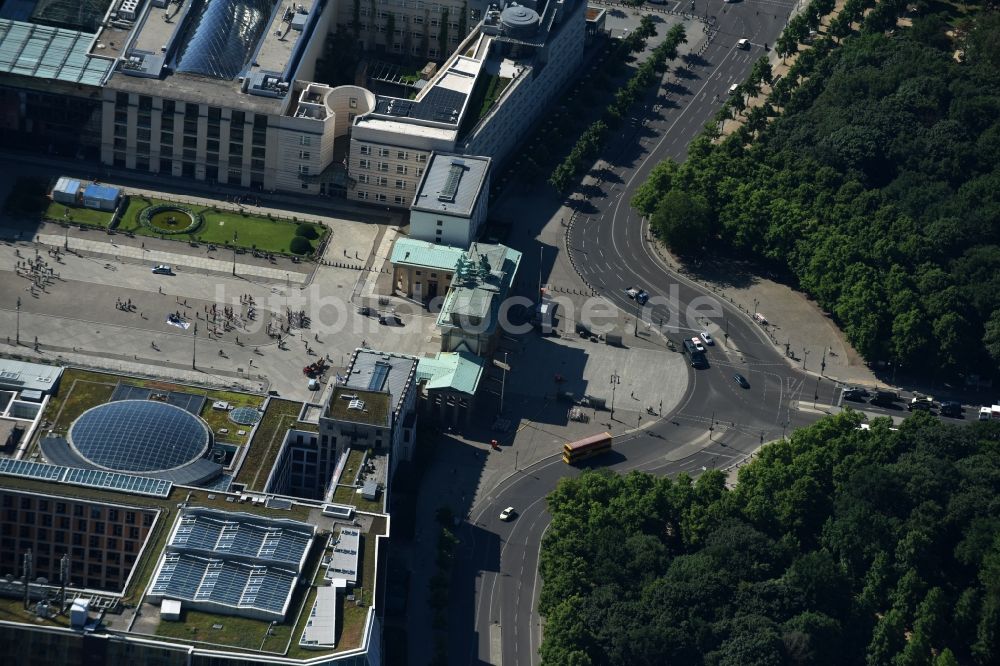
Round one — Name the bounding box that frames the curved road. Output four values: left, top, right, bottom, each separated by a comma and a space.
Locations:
460, 1, 830, 663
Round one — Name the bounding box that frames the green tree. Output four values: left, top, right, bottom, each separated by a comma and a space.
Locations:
650, 188, 713, 254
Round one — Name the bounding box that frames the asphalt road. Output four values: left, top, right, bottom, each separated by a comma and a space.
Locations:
454, 1, 816, 664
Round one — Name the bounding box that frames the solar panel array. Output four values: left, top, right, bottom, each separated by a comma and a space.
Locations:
0, 458, 173, 497
68, 400, 211, 473
151, 553, 295, 615
171, 512, 312, 566
152, 509, 314, 619
110, 384, 207, 416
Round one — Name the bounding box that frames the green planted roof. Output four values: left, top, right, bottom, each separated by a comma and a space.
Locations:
390, 237, 465, 271
0, 19, 112, 85
416, 352, 484, 396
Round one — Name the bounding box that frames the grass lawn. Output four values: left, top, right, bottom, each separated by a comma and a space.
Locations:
44, 201, 115, 228
236, 399, 304, 490
43, 373, 118, 435
117, 196, 328, 255
332, 484, 385, 514
198, 391, 266, 447
155, 608, 292, 652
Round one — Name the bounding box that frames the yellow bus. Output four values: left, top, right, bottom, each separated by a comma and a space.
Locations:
562, 432, 613, 464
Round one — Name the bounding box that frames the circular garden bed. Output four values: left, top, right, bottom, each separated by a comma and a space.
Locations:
139, 204, 203, 235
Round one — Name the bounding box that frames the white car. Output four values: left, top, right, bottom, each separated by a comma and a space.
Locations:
499, 507, 516, 521
737, 38, 750, 49
729, 83, 740, 95
700, 331, 714, 346
690, 337, 706, 352
624, 287, 640, 299
151, 264, 172, 275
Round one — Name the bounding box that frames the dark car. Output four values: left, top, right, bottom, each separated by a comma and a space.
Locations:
843, 389, 867, 402
940, 401, 962, 418
636, 290, 649, 305
908, 399, 933, 412
733, 373, 750, 389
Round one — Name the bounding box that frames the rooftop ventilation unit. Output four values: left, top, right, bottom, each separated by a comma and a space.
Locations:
348, 399, 366, 411
118, 0, 145, 21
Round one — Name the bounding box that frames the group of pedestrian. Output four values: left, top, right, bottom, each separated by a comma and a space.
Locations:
115, 297, 136, 312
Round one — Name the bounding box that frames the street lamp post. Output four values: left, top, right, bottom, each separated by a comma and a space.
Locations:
191, 323, 198, 369
231, 231, 238, 276
499, 351, 509, 417
634, 298, 640, 337
753, 298, 759, 316
709, 410, 715, 441
814, 375, 821, 409
15, 297, 21, 345
821, 347, 827, 375
803, 348, 809, 370
609, 374, 620, 421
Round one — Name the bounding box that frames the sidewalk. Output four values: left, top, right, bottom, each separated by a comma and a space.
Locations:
37, 232, 310, 283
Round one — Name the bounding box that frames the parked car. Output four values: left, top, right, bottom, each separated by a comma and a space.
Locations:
843, 387, 870, 402
700, 331, 714, 346
499, 507, 516, 521
939, 401, 962, 418
690, 337, 705, 352
636, 290, 649, 305
733, 373, 750, 389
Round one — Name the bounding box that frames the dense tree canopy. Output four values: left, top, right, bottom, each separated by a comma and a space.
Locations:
539, 413, 1000, 665
632, 8, 1000, 376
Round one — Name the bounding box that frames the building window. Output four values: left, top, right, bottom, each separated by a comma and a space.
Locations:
416, 154, 428, 163
376, 176, 388, 186
395, 179, 406, 189
437, 220, 443, 226
299, 150, 311, 159
378, 162, 388, 172
357, 191, 369, 200
300, 135, 312, 146
359, 158, 370, 169
357, 174, 369, 184
396, 165, 408, 175
375, 193, 387, 202
397, 150, 408, 160
413, 15, 423, 24
350, 97, 358, 109
299, 165, 310, 175
360, 145, 371, 155
394, 195, 405, 205
378, 147, 390, 157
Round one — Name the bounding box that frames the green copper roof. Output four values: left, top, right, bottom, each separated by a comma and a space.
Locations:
390, 237, 465, 272
0, 19, 112, 86
416, 352, 484, 396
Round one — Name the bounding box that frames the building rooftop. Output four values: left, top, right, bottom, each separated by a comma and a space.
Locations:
0, 0, 112, 33
326, 387, 390, 427
0, 357, 63, 393
333, 350, 418, 423
0, 19, 113, 85
416, 352, 485, 396
299, 584, 338, 650
390, 237, 465, 272
412, 152, 491, 218
436, 242, 522, 331
104, 0, 325, 110
147, 509, 315, 622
